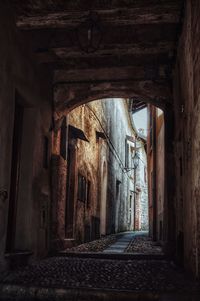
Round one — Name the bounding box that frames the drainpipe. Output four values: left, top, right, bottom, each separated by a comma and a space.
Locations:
134, 167, 136, 231
133, 137, 138, 231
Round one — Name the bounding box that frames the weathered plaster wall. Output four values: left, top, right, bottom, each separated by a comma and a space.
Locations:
147, 105, 164, 241
135, 140, 148, 231
102, 99, 136, 234
68, 104, 105, 242
147, 105, 156, 239
0, 2, 52, 270
173, 0, 200, 276
156, 109, 165, 240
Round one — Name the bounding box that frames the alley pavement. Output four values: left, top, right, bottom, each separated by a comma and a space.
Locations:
0, 232, 199, 300
103, 231, 137, 253
0, 256, 198, 292
62, 231, 161, 254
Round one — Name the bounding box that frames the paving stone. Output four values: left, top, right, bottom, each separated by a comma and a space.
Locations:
104, 232, 134, 252
125, 233, 163, 255
64, 234, 117, 253
1, 232, 198, 297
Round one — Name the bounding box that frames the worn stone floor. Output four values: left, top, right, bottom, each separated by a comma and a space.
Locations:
0, 256, 197, 291
62, 231, 163, 255
125, 232, 163, 255
103, 231, 137, 253
0, 232, 199, 300
0, 257, 199, 300
64, 233, 117, 253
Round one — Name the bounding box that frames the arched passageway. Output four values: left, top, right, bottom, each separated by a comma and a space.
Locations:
2, 1, 200, 299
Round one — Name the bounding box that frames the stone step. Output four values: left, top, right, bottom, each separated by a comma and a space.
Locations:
0, 285, 199, 301
58, 251, 166, 260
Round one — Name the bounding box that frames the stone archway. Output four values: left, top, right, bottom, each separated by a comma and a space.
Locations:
54, 81, 169, 116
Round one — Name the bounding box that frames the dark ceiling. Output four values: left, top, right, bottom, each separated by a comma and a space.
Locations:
13, 0, 183, 111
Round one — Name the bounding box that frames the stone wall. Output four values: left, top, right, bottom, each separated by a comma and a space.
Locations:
0, 2, 52, 271
173, 0, 200, 276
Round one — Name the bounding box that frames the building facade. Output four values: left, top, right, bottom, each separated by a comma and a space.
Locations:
59, 98, 149, 245
134, 136, 149, 231
147, 105, 165, 241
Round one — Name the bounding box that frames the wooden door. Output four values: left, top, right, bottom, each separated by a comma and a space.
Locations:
65, 146, 75, 238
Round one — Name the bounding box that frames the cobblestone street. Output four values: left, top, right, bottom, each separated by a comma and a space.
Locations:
0, 233, 199, 300
0, 256, 198, 292
63, 231, 163, 255
64, 234, 117, 253
125, 232, 163, 255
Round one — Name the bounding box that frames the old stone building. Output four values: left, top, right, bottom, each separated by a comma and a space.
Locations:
2, 1, 200, 298
62, 98, 148, 245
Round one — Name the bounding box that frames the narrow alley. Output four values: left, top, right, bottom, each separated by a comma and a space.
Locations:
1, 0, 200, 300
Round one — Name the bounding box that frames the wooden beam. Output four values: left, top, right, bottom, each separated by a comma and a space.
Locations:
36, 52, 173, 71
54, 65, 170, 83
14, 0, 183, 16
20, 22, 179, 51
16, 5, 181, 29
36, 54, 173, 71
34, 42, 175, 68
51, 42, 175, 58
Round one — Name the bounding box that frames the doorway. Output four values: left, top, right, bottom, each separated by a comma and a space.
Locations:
115, 179, 121, 233
65, 145, 76, 238
6, 100, 24, 252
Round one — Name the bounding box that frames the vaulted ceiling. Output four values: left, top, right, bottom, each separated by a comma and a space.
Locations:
13, 0, 183, 112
